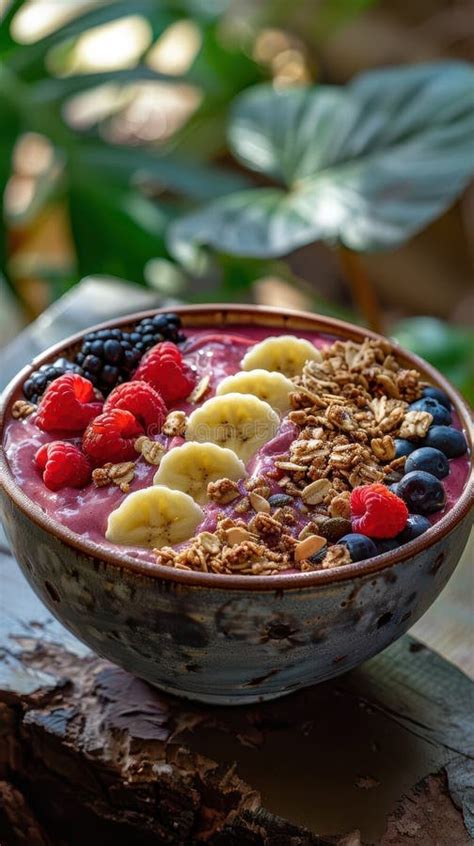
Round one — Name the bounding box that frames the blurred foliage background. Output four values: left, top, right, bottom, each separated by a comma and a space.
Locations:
0, 0, 473, 400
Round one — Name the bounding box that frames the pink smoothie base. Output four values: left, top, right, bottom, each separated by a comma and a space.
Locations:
3, 326, 470, 567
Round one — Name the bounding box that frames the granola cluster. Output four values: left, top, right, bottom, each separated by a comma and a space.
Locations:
154, 337, 428, 575
272, 338, 425, 504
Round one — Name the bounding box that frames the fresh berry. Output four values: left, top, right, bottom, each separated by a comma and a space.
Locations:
72, 314, 184, 395
83, 408, 143, 464
35, 441, 91, 491
397, 514, 431, 544
133, 342, 195, 404
350, 483, 409, 538
339, 533, 378, 561
23, 358, 82, 403
387, 482, 401, 497
422, 425, 467, 459
397, 471, 446, 515
405, 447, 449, 480
409, 397, 451, 426
422, 385, 451, 410
74, 328, 133, 393
268, 493, 294, 508
394, 438, 416, 459
36, 374, 103, 433
104, 381, 167, 436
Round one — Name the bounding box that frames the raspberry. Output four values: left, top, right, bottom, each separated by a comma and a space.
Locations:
133, 342, 195, 404
36, 373, 103, 433
82, 408, 143, 464
104, 381, 167, 436
35, 442, 91, 491
351, 483, 408, 538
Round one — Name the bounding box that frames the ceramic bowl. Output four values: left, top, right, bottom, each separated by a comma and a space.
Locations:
1, 306, 472, 705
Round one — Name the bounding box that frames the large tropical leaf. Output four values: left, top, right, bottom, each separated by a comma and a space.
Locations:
169, 62, 474, 260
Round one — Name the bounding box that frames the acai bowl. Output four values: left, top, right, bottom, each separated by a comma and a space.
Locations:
0, 305, 472, 705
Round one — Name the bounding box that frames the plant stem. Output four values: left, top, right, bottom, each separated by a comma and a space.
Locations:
338, 247, 384, 334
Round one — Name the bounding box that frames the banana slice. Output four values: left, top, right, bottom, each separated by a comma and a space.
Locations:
241, 335, 321, 377
216, 369, 294, 414
106, 485, 203, 549
153, 442, 246, 503
186, 393, 279, 463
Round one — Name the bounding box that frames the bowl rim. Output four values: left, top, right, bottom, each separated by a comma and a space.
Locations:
1, 303, 473, 592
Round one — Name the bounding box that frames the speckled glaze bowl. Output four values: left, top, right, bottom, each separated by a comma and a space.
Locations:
1, 306, 473, 705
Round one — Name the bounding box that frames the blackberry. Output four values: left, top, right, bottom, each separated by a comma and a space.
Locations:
70, 312, 184, 395
23, 358, 82, 403
72, 327, 132, 394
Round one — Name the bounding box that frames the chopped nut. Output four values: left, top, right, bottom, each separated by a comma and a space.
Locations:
225, 527, 257, 545
187, 375, 211, 404
302, 478, 331, 505
134, 436, 165, 465
11, 399, 36, 419
92, 461, 135, 493
294, 534, 327, 562
370, 435, 396, 462
328, 491, 351, 520
162, 410, 187, 437
207, 478, 240, 504
234, 496, 250, 513
275, 460, 307, 473
198, 532, 221, 554
321, 544, 352, 569
399, 410, 433, 440
249, 492, 271, 513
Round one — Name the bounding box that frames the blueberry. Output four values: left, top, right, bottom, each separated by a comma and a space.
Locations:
409, 397, 451, 426
110, 328, 123, 338
33, 374, 47, 392
422, 385, 451, 410
339, 533, 378, 562
376, 538, 400, 554
394, 438, 416, 459
103, 339, 123, 364
397, 471, 445, 515
268, 494, 294, 507
141, 333, 155, 347
129, 332, 142, 344
405, 447, 449, 480
388, 483, 401, 497
397, 514, 431, 544
423, 425, 468, 459
23, 378, 35, 399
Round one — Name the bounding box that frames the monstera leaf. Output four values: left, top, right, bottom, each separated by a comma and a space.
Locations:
169, 62, 474, 262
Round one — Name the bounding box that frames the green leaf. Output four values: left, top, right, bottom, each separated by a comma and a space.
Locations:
392, 317, 474, 404
31, 66, 179, 105
9, 1, 177, 81
169, 62, 474, 259
68, 177, 171, 283
73, 141, 253, 201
